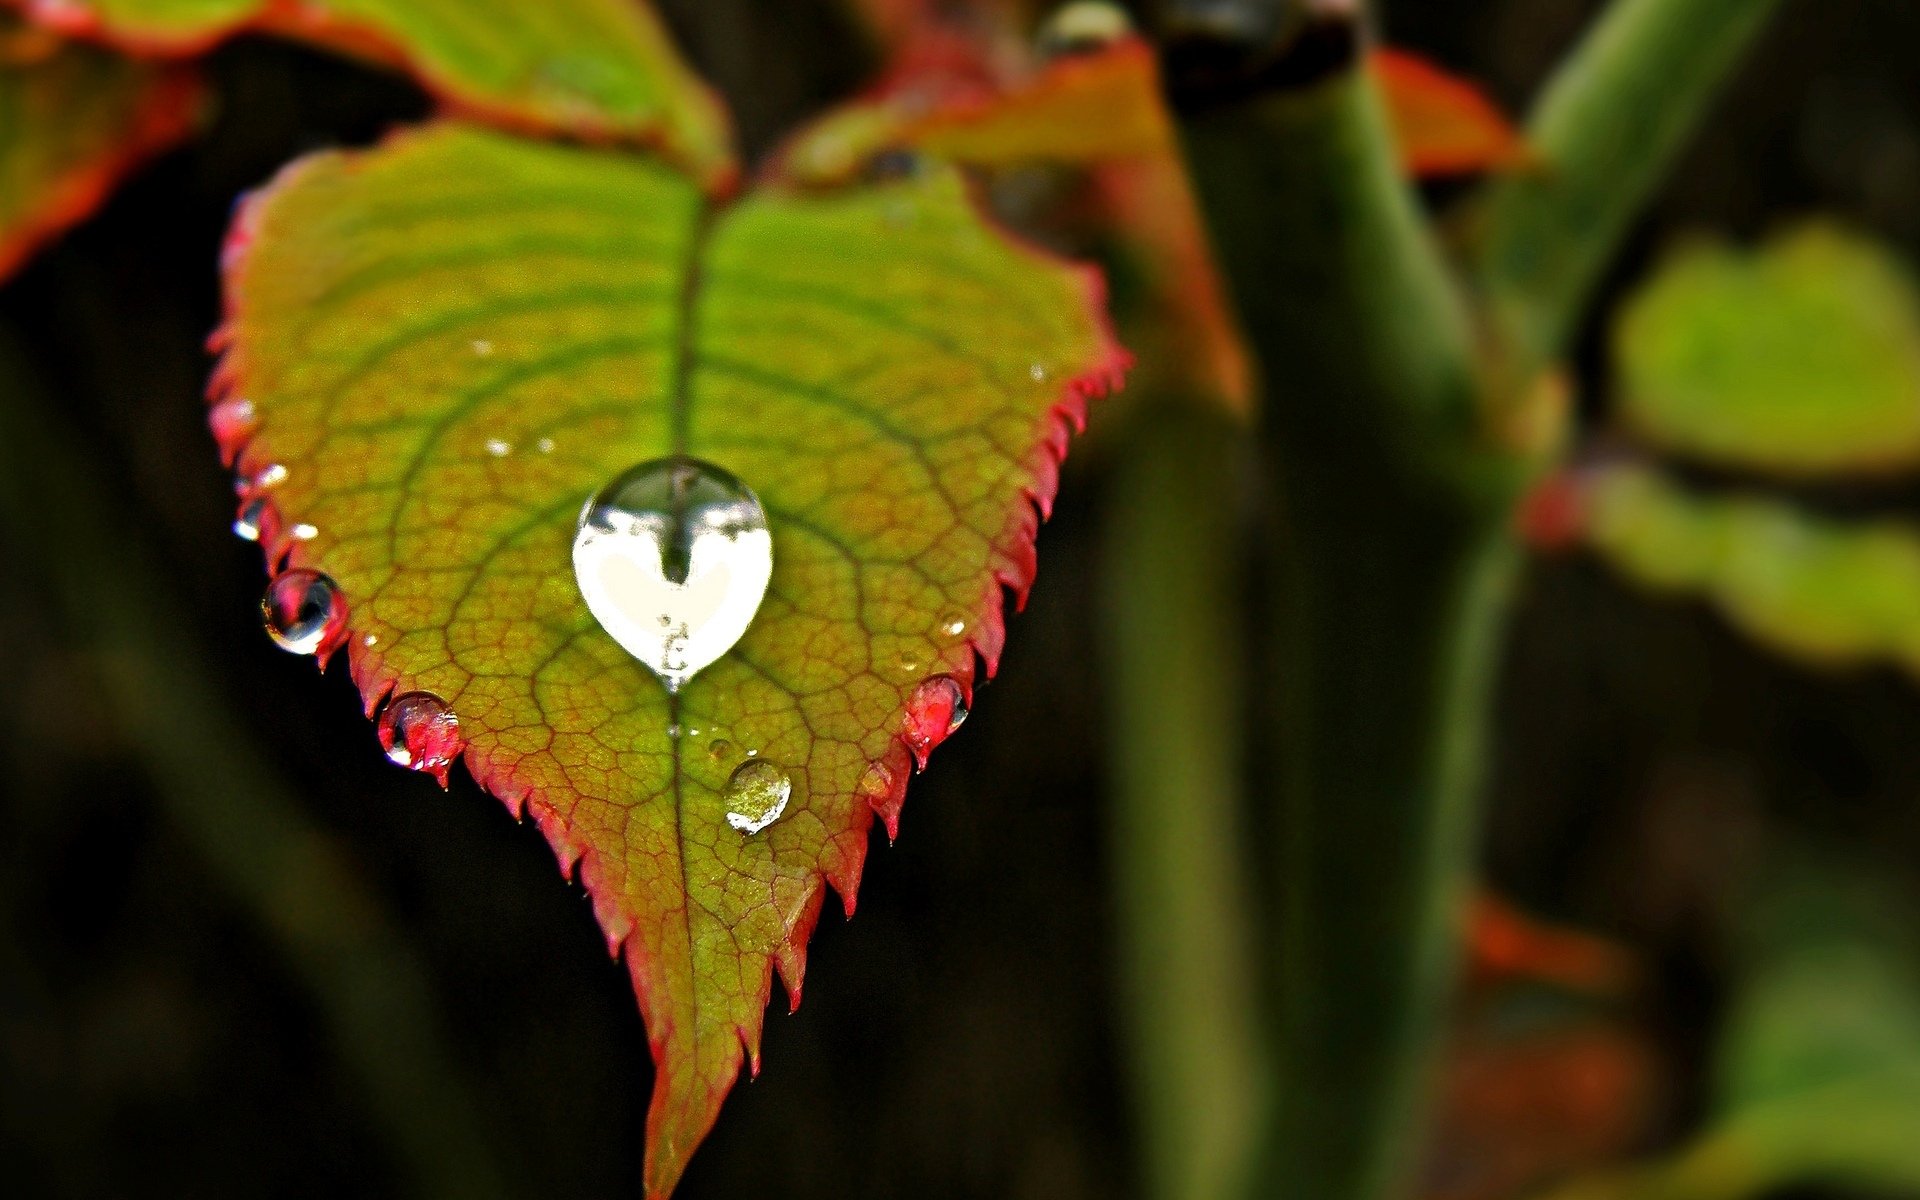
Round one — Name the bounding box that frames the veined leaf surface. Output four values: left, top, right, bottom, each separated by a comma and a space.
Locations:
214, 123, 1123, 1195
2, 0, 732, 185
0, 17, 199, 279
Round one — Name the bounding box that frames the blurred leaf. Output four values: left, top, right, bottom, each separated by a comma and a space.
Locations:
1533, 863, 1920, 1200
1, 0, 733, 186
0, 17, 199, 280
215, 123, 1124, 1195
1616, 224, 1920, 476
1373, 47, 1531, 178
1581, 463, 1920, 677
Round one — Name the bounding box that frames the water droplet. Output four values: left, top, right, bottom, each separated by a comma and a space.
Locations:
1029, 362, 1052, 384
379, 692, 462, 785
290, 522, 318, 541
898, 653, 920, 675
363, 632, 379, 647
708, 738, 735, 762
536, 437, 555, 454
485, 438, 512, 457
572, 456, 773, 692
471, 339, 495, 356
261, 568, 347, 661
209, 397, 256, 462
240, 462, 287, 493
938, 611, 968, 639
233, 496, 271, 542
1036, 0, 1133, 58
903, 674, 968, 767
668, 722, 683, 739
724, 759, 791, 834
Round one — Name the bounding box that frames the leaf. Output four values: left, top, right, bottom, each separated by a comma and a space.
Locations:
1371, 47, 1530, 178
1578, 463, 1920, 678
1615, 224, 1920, 476
1, 0, 733, 186
0, 17, 199, 280
212, 122, 1124, 1195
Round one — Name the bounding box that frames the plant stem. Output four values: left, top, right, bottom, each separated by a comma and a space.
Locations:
1470, 0, 1787, 383
1167, 10, 1529, 1197
0, 339, 509, 1200
1100, 403, 1265, 1200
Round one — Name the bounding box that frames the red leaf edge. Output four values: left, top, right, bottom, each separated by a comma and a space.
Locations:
0, 62, 202, 281
206, 128, 1129, 1196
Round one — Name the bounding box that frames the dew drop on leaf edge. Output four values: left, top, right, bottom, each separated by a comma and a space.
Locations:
234, 496, 270, 542
379, 691, 463, 785
262, 568, 347, 660
572, 456, 773, 693
903, 674, 969, 767
724, 759, 791, 834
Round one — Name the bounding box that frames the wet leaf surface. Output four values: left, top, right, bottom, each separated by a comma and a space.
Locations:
214, 122, 1122, 1195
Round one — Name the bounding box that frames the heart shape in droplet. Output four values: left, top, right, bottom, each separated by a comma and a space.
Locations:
572, 457, 773, 692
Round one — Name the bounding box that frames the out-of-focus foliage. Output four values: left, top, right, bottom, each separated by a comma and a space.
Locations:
1537, 862, 1920, 1200
0, 15, 198, 279
1616, 225, 1920, 476
1582, 464, 1920, 677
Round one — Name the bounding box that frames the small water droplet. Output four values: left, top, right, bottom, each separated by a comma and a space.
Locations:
240, 462, 288, 493
1036, 0, 1133, 57
363, 632, 379, 647
536, 437, 556, 454
668, 722, 683, 739
903, 674, 969, 767
939, 611, 968, 639
379, 692, 462, 785
572, 456, 773, 693
471, 339, 495, 356
1029, 362, 1051, 384
290, 522, 318, 541
262, 568, 347, 661
708, 738, 735, 762
724, 759, 791, 834
233, 496, 271, 542
898, 653, 920, 674
485, 438, 512, 457
209, 397, 257, 461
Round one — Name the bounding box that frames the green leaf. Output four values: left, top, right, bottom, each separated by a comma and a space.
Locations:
0, 17, 199, 279
1615, 224, 1920, 476
214, 122, 1124, 1195
1531, 863, 1920, 1200
1582, 463, 1920, 677
2, 0, 733, 186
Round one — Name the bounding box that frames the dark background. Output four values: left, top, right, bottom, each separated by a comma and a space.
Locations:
4, 1, 1919, 1196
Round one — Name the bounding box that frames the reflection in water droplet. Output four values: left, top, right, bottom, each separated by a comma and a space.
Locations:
903, 674, 969, 767
262, 569, 347, 661
241, 462, 288, 493
939, 611, 968, 639
572, 456, 773, 692
379, 692, 463, 786
898, 653, 919, 675
724, 759, 791, 834
234, 496, 270, 542
708, 738, 734, 762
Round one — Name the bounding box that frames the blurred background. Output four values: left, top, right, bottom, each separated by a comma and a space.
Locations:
5, 1, 1920, 1197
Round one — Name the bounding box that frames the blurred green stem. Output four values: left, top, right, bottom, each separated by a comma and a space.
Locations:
1101, 403, 1264, 1200
0, 340, 508, 1200
1470, 0, 1786, 383
1168, 8, 1526, 1197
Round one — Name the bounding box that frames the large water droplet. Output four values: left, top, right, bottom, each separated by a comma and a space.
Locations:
261, 568, 347, 662
379, 692, 463, 786
572, 456, 773, 692
724, 759, 791, 834
903, 674, 969, 768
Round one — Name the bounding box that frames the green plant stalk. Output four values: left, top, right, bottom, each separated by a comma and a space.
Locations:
0, 342, 508, 1200
1175, 51, 1527, 1200
1471, 0, 1787, 382
1100, 403, 1265, 1200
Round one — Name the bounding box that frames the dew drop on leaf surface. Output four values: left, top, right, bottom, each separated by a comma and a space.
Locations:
261, 568, 347, 661
903, 674, 970, 768
723, 759, 792, 834
379, 692, 464, 787
233, 496, 270, 542
571, 456, 773, 693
